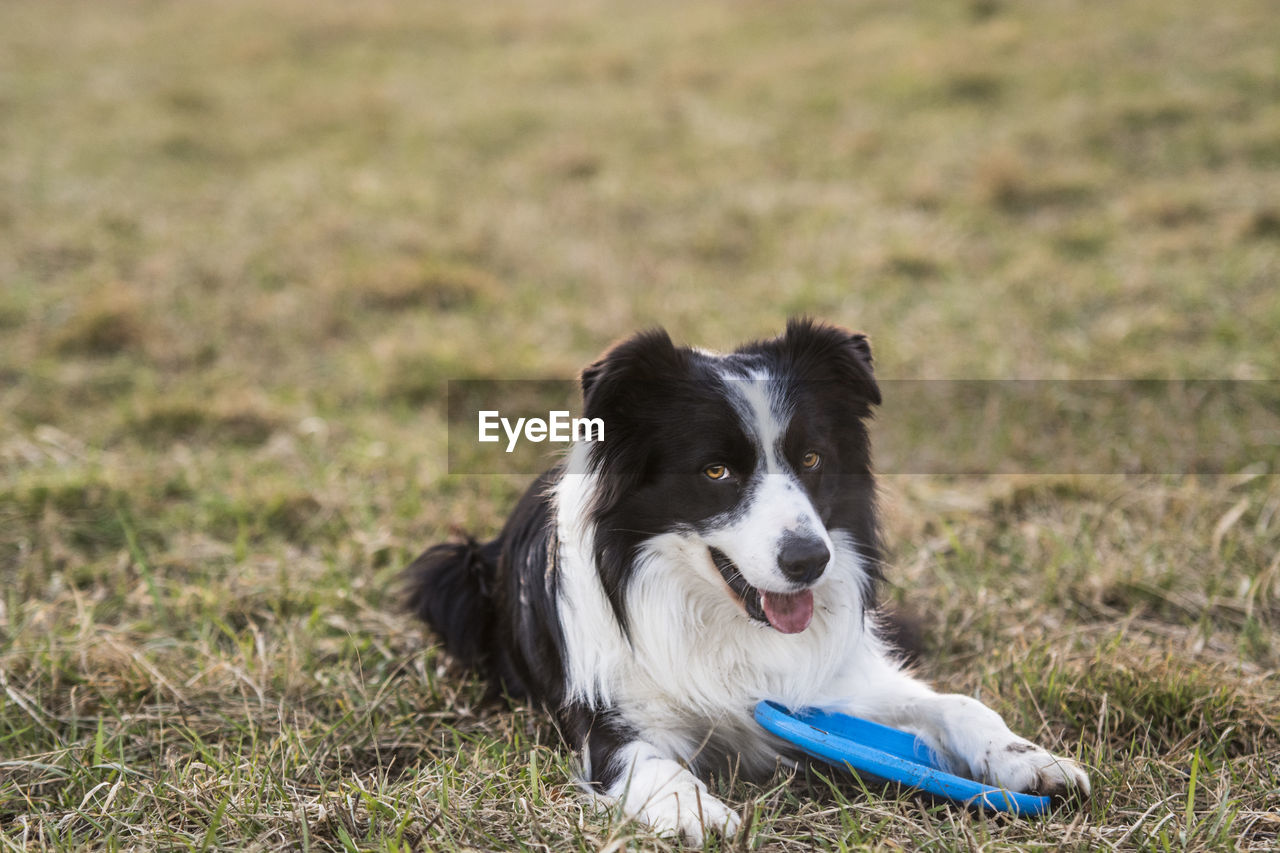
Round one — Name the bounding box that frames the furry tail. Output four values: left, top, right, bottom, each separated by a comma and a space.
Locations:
404, 537, 499, 669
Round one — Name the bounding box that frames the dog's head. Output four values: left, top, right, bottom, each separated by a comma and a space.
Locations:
579, 318, 882, 636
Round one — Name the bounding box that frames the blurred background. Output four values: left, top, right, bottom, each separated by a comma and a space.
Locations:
1, 0, 1277, 849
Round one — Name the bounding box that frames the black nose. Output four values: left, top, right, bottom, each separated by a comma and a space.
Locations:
777, 534, 830, 585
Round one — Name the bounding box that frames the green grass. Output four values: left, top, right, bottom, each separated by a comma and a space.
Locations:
2, 0, 1279, 849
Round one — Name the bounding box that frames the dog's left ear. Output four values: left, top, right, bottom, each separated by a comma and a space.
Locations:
780, 317, 881, 406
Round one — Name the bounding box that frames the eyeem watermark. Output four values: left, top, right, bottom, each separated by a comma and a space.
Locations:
478, 410, 604, 453
450, 379, 1280, 475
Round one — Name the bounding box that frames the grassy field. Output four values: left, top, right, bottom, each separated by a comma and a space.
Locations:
2, 0, 1278, 849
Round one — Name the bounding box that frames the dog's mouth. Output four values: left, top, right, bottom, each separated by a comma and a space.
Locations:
709, 547, 814, 634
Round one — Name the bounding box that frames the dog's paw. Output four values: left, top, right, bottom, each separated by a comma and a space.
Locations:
634, 784, 741, 847
616, 755, 741, 847
982, 738, 1091, 800
925, 694, 1090, 802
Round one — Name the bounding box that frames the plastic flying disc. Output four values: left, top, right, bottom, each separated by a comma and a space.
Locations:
754, 701, 1052, 816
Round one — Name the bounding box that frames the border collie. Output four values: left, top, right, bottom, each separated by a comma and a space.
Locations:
406, 319, 1089, 845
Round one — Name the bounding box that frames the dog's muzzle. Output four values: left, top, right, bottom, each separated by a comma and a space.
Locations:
709, 547, 816, 634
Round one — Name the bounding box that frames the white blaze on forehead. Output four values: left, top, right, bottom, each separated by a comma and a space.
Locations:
698, 361, 833, 594
718, 366, 790, 472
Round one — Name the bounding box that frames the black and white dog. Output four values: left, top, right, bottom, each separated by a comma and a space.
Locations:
406, 319, 1089, 845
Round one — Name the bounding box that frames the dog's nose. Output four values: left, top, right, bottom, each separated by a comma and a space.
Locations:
777, 535, 830, 585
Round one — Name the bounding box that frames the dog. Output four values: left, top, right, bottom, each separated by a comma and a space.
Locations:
405, 319, 1090, 845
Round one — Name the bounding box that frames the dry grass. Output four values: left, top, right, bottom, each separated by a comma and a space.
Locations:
2, 0, 1278, 850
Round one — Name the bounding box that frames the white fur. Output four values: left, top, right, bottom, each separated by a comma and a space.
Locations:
701, 472, 833, 594
724, 375, 787, 469
549, 363, 1089, 846
602, 742, 742, 846
555, 445, 627, 709
712, 374, 834, 592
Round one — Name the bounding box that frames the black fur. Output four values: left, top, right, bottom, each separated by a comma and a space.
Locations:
402, 321, 1093, 827
576, 320, 884, 636
404, 536, 500, 671
555, 704, 639, 792
405, 319, 887, 789
404, 469, 567, 703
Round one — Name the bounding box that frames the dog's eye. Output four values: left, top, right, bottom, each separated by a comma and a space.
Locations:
703, 464, 730, 481
801, 451, 822, 470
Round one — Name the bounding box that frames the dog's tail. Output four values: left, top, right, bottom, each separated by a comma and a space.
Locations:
404, 536, 500, 670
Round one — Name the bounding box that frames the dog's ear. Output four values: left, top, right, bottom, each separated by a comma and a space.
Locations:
779, 317, 881, 406
580, 328, 686, 418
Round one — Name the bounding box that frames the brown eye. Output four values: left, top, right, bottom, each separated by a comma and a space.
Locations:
703, 464, 730, 481
801, 451, 822, 470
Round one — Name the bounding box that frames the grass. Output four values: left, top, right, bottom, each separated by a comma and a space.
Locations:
1, 0, 1278, 849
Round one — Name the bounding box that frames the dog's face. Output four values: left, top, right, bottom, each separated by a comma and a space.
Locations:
580, 319, 882, 636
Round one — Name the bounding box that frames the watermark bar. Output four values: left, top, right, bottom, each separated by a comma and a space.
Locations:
447, 380, 1280, 476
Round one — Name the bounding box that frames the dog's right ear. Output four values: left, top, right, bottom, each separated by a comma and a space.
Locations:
580, 328, 686, 419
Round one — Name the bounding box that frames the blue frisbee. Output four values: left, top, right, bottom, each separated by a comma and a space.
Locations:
754, 701, 1052, 816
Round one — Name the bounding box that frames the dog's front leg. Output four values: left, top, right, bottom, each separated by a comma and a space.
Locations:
558, 706, 741, 846
835, 654, 1091, 799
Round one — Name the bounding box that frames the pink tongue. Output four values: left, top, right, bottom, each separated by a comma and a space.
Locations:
760, 590, 814, 634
